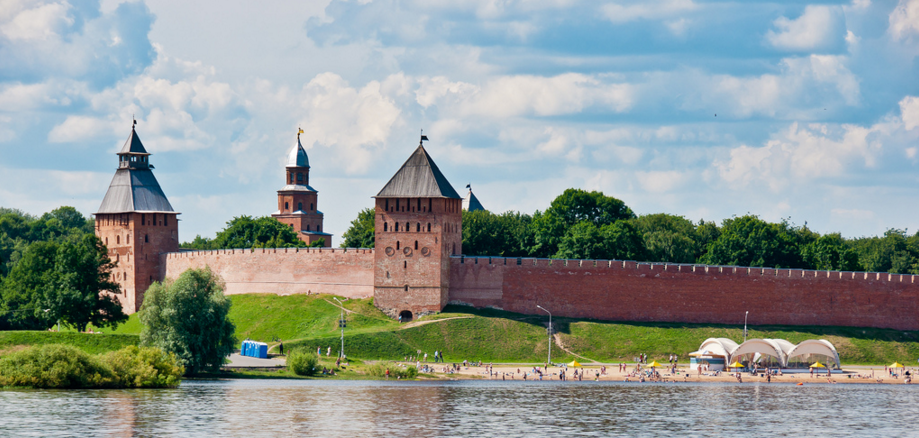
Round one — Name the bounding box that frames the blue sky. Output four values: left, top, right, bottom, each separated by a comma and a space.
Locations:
2, 0, 919, 241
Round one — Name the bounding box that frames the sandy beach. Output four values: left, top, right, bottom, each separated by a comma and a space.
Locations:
396, 362, 916, 385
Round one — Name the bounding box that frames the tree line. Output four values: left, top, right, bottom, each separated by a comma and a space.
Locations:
340, 189, 919, 274
0, 207, 126, 331
181, 215, 323, 250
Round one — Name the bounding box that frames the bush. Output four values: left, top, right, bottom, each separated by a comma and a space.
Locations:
101, 346, 183, 388
367, 362, 418, 379
288, 350, 319, 376
0, 344, 114, 388
0, 344, 183, 389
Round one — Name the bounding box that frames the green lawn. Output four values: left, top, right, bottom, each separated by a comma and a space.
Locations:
37, 293, 919, 365
0, 331, 138, 357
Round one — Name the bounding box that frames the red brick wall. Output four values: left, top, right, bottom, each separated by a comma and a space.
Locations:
449, 257, 919, 331
162, 247, 374, 298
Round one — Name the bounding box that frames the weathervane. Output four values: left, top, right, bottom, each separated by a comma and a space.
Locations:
298, 125, 304, 139
420, 129, 429, 146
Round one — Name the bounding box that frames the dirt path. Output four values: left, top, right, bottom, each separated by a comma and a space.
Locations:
401, 316, 472, 329
553, 333, 599, 364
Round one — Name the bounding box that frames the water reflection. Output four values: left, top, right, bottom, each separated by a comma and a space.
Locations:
1, 380, 917, 437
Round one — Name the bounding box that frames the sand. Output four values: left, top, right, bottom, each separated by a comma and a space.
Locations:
400, 362, 915, 385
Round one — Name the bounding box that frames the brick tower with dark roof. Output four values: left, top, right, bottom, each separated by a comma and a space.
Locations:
95, 123, 179, 313
373, 136, 462, 320
272, 131, 332, 246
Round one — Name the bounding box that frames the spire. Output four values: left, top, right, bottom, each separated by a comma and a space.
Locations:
119, 121, 149, 155
98, 124, 175, 214
287, 128, 310, 168
376, 139, 460, 199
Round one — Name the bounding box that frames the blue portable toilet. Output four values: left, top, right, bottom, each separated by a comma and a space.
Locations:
255, 342, 268, 359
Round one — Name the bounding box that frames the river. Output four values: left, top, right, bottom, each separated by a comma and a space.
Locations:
2, 380, 916, 437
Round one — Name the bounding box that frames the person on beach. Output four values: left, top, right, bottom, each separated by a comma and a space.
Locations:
317, 347, 321, 356
327, 347, 331, 357
279, 341, 284, 355
424, 353, 428, 362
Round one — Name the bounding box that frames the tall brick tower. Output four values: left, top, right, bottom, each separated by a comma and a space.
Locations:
373, 136, 462, 320
272, 131, 332, 247
95, 123, 179, 314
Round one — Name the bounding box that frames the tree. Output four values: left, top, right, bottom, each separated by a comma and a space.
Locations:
340, 208, 375, 248
462, 210, 534, 257
630, 213, 699, 263
139, 267, 236, 374
554, 220, 645, 261
182, 216, 306, 250
699, 215, 803, 268
850, 229, 919, 274
0, 235, 126, 331
801, 233, 860, 271
531, 189, 635, 257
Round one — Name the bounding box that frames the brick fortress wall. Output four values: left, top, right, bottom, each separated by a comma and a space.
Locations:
162, 248, 374, 298
449, 257, 919, 331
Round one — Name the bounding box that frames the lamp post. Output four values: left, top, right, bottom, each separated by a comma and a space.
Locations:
333, 297, 346, 359
536, 305, 552, 366
743, 311, 749, 343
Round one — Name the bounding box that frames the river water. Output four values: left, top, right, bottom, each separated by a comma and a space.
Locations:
2, 379, 917, 437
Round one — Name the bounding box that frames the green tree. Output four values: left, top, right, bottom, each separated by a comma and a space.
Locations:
0, 235, 125, 331
183, 216, 306, 250
850, 229, 919, 273
340, 208, 375, 248
631, 213, 699, 263
555, 220, 645, 261
699, 215, 804, 268
531, 189, 635, 257
462, 210, 534, 257
140, 267, 236, 374
801, 233, 860, 271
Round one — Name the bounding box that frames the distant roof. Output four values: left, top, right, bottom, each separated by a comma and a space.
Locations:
119, 127, 150, 155
376, 145, 460, 199
463, 188, 485, 211
287, 135, 309, 168
278, 184, 317, 192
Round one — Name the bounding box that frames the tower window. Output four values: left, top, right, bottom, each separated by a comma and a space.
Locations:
164, 215, 168, 226
298, 202, 302, 211
153, 214, 157, 225
404, 261, 407, 269
307, 225, 310, 231
116, 235, 120, 244
141, 215, 145, 225
416, 223, 420, 232
285, 202, 289, 211
145, 234, 148, 243
310, 203, 313, 211
297, 173, 303, 181
105, 237, 108, 245
429, 199, 432, 211
290, 174, 294, 183
384, 223, 388, 231
318, 225, 321, 232
427, 223, 431, 232
405, 222, 409, 231
395, 223, 399, 232
396, 241, 400, 250
417, 199, 421, 211
396, 199, 400, 210
127, 235, 130, 244
415, 241, 418, 250
404, 285, 408, 291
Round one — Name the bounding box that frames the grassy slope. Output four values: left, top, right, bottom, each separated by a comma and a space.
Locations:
72, 294, 919, 365
0, 331, 138, 356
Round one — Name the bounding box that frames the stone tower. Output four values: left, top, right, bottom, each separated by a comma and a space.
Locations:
272, 131, 332, 247
373, 137, 462, 320
95, 124, 179, 314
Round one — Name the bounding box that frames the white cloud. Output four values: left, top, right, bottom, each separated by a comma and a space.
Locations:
901, 96, 919, 130
766, 5, 845, 51
601, 0, 697, 24
890, 0, 919, 40
0, 0, 72, 41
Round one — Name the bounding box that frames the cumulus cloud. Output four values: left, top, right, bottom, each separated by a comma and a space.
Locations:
889, 0, 919, 41
714, 98, 919, 191
766, 6, 846, 51
0, 0, 155, 87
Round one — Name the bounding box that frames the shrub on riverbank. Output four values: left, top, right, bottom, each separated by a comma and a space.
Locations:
0, 344, 182, 388
288, 350, 319, 376
367, 362, 417, 379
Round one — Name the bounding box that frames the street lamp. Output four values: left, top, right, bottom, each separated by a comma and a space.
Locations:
333, 297, 346, 359
743, 311, 749, 343
536, 305, 552, 366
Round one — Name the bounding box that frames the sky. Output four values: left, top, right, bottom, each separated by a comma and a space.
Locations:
1, 0, 919, 242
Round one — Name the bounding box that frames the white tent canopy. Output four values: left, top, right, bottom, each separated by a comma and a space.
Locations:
786, 339, 841, 368
692, 338, 841, 369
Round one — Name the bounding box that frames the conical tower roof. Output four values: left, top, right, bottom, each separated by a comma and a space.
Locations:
119, 127, 150, 155
376, 145, 460, 199
287, 134, 309, 168
97, 127, 175, 214
463, 187, 485, 211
